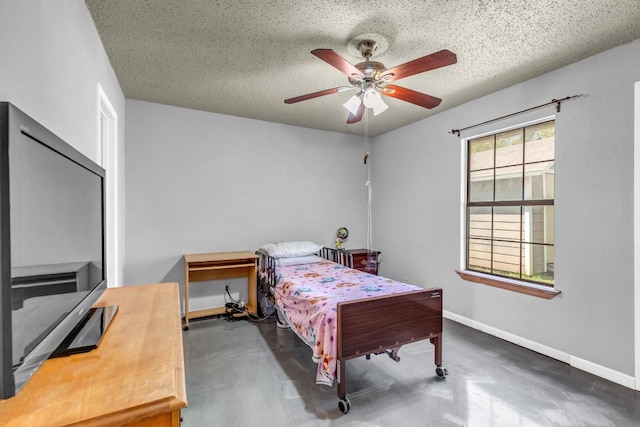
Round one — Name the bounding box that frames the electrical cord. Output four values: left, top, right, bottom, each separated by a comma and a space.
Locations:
246, 311, 277, 323
223, 285, 276, 322
224, 286, 245, 311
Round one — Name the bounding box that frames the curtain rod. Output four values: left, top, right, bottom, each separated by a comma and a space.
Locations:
449, 94, 583, 137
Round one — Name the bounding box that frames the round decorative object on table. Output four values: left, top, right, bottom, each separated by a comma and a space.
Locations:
337, 227, 349, 240
335, 227, 349, 249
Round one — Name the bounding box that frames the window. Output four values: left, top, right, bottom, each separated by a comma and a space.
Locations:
464, 120, 555, 288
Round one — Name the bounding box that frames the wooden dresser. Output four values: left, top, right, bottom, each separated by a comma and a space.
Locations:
347, 249, 381, 275
0, 282, 187, 426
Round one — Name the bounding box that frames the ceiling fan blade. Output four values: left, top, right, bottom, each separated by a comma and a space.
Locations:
382, 85, 442, 109
312, 49, 364, 79
284, 87, 347, 104
347, 101, 365, 124
382, 50, 457, 82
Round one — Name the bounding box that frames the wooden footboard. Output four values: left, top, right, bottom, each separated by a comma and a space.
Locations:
336, 288, 443, 402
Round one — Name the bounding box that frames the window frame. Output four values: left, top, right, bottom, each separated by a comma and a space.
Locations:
458, 117, 561, 299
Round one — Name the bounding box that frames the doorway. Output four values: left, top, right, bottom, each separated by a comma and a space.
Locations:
634, 80, 639, 390
98, 84, 120, 287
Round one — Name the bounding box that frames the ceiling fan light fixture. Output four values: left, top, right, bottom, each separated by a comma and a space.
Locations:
371, 98, 388, 116
343, 94, 362, 115
362, 87, 388, 116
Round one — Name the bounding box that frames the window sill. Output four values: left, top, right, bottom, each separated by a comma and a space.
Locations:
455, 270, 561, 299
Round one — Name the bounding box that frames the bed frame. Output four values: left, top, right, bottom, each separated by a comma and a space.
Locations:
256, 247, 445, 414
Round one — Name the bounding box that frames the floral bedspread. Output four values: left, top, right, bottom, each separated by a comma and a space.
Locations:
273, 260, 421, 386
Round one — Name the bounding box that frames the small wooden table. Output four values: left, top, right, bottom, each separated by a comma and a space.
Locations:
183, 251, 258, 329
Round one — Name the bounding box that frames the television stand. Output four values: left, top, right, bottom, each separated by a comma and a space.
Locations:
0, 282, 186, 426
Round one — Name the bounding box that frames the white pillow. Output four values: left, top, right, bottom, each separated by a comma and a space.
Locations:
275, 255, 324, 266
260, 241, 323, 258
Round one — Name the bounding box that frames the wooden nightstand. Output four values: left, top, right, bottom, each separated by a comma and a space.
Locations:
347, 249, 381, 275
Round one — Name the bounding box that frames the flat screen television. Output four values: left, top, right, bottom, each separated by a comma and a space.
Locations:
0, 102, 111, 399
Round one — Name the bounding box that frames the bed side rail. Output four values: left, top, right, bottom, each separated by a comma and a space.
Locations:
321, 247, 353, 268
257, 246, 353, 293
255, 249, 276, 294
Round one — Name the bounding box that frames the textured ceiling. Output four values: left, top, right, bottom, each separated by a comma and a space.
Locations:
85, 0, 640, 137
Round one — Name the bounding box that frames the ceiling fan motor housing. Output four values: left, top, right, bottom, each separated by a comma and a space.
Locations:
349, 61, 386, 85
348, 39, 388, 86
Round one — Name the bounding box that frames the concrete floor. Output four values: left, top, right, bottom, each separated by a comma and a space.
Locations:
181, 316, 640, 426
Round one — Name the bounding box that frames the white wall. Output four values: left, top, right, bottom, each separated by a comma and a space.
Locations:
373, 38, 640, 384
124, 101, 369, 291
0, 0, 126, 287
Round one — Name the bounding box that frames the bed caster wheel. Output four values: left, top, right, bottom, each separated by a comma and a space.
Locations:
436, 366, 448, 379
338, 397, 351, 414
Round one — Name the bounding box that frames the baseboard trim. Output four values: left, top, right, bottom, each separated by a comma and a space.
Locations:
569, 355, 636, 390
443, 310, 635, 390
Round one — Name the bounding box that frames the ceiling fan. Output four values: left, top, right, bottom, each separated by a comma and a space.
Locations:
284, 39, 457, 124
